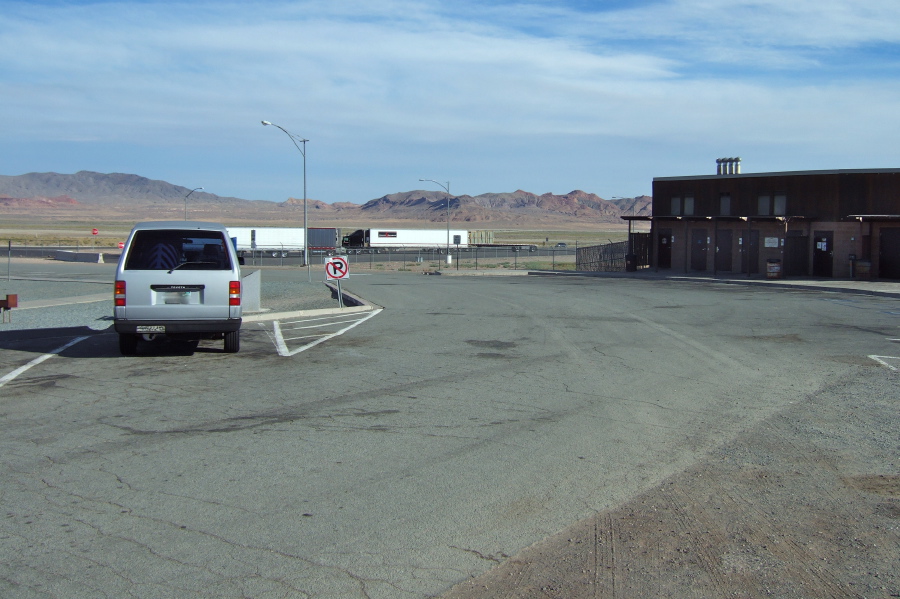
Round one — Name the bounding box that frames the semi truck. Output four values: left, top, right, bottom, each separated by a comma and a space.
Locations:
226, 227, 343, 257
466, 229, 537, 252
306, 227, 344, 255
341, 228, 470, 252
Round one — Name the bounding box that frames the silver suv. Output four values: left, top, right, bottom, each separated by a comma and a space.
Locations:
114, 221, 243, 355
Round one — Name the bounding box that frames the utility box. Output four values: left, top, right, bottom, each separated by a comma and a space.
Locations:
625, 254, 637, 272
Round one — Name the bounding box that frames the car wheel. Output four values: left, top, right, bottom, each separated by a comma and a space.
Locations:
224, 330, 240, 353
119, 333, 138, 355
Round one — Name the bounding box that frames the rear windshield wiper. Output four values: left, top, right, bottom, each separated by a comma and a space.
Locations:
167, 261, 218, 273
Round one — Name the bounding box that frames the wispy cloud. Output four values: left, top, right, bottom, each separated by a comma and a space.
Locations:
2, 0, 899, 201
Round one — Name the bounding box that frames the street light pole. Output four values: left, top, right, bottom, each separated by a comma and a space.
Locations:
419, 178, 451, 263
183, 187, 203, 220
262, 120, 310, 281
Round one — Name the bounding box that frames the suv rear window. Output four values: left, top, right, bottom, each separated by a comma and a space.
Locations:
124, 229, 233, 271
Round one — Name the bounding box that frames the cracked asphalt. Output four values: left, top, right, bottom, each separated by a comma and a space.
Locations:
1, 262, 898, 598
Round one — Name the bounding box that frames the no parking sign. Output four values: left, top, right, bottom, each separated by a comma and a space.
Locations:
325, 256, 349, 280
325, 256, 349, 308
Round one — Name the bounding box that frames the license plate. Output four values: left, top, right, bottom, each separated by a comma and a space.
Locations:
136, 325, 166, 333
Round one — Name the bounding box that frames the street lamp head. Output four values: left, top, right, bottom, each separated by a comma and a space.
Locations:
261, 120, 272, 126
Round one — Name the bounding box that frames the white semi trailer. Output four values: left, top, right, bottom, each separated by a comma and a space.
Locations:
342, 228, 469, 251
226, 227, 305, 257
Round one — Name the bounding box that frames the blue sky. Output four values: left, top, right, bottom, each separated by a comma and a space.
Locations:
3, 0, 900, 204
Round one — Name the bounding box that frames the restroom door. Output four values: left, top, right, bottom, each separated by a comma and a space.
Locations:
879, 228, 900, 279
715, 230, 733, 272
657, 228, 672, 269
783, 235, 809, 276
813, 231, 834, 277
741, 230, 760, 274
691, 229, 708, 271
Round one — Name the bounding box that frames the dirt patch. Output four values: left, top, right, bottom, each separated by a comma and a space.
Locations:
844, 475, 900, 497
442, 369, 899, 599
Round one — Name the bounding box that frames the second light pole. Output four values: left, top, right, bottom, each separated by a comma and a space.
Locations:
262, 120, 310, 280
419, 178, 451, 265
183, 187, 203, 220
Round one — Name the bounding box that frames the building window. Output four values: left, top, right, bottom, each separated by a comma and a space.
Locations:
683, 196, 694, 215
720, 194, 731, 216
758, 194, 771, 215
773, 194, 786, 216
671, 197, 682, 215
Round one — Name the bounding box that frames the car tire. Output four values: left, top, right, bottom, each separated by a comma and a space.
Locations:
224, 330, 240, 353
119, 333, 138, 356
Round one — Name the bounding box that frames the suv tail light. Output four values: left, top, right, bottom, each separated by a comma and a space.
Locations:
114, 280, 126, 306
229, 281, 241, 306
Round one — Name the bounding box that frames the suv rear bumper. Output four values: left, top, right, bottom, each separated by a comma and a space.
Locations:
115, 319, 242, 334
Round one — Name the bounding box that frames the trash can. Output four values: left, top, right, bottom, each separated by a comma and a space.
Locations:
625, 254, 637, 272
856, 260, 871, 280
766, 258, 782, 279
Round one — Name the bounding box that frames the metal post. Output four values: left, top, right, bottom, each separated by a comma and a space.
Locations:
302, 137, 308, 279
419, 178, 451, 269
262, 120, 310, 281
183, 187, 203, 220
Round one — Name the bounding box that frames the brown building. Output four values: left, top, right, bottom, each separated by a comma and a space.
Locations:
638, 162, 900, 280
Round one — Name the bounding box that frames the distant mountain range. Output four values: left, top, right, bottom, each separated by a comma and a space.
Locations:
0, 171, 651, 226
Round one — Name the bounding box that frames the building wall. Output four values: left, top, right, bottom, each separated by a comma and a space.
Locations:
657, 220, 881, 278
651, 169, 900, 279
653, 170, 900, 221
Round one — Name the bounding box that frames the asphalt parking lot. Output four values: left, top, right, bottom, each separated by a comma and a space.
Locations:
1, 259, 898, 598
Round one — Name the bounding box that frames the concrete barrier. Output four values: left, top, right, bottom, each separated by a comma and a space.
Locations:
55, 250, 104, 263
241, 269, 262, 313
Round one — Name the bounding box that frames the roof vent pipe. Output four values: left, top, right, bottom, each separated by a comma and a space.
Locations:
716, 157, 743, 175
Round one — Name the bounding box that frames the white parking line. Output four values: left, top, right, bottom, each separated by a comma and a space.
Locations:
0, 336, 89, 388
281, 313, 370, 327
868, 355, 900, 371
272, 309, 382, 356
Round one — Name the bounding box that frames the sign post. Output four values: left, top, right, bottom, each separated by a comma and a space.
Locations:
325, 255, 349, 308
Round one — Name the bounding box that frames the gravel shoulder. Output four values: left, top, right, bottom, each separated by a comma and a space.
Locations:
442, 365, 899, 599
